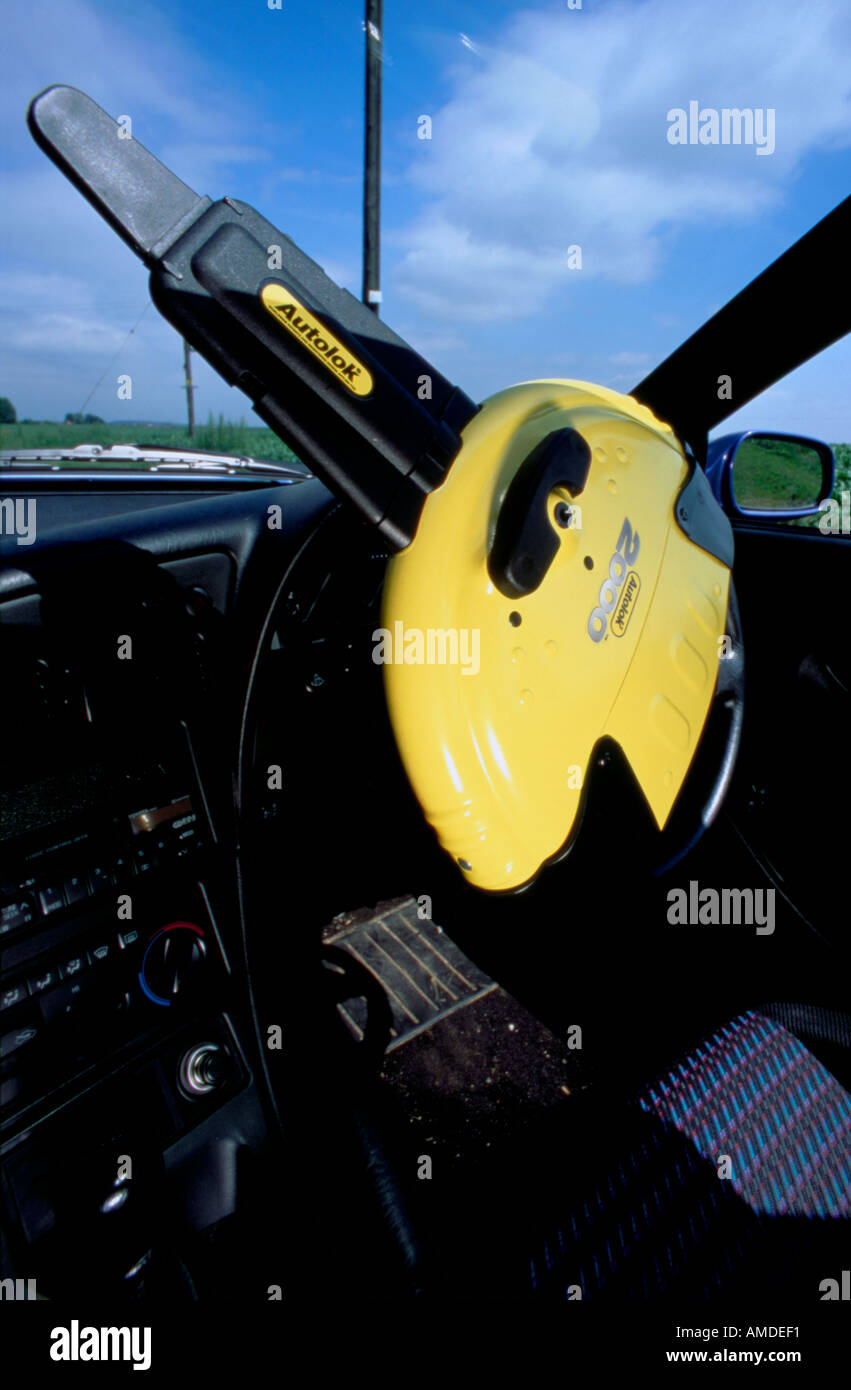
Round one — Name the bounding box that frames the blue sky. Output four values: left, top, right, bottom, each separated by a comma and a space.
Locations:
1, 0, 850, 440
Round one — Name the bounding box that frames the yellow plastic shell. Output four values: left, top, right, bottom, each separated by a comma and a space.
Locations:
381, 380, 730, 892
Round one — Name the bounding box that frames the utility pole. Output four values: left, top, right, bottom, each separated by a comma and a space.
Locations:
362, 0, 382, 316
183, 339, 195, 437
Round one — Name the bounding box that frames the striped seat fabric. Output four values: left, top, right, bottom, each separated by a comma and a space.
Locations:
528, 1011, 851, 1299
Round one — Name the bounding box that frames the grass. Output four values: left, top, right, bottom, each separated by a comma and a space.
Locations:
0, 414, 303, 464
733, 436, 824, 509
831, 442, 851, 489
791, 442, 851, 528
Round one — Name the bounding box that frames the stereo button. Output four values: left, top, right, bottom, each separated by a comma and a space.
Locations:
39, 979, 88, 1023
1, 898, 36, 933
134, 845, 158, 874
28, 968, 57, 997
38, 885, 65, 916
63, 875, 88, 906
87, 866, 113, 895
0, 982, 28, 1012
0, 1075, 22, 1108
1, 1025, 38, 1058
59, 955, 88, 979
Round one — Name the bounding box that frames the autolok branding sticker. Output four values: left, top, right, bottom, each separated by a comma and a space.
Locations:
611, 571, 641, 637
260, 283, 374, 397
587, 518, 641, 643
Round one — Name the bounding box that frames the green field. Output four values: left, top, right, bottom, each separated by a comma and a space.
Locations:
732, 436, 823, 509
0, 415, 302, 464
828, 443, 851, 489
2, 421, 850, 526
795, 441, 851, 527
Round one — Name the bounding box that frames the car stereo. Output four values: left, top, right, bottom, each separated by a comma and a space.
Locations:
0, 727, 239, 1134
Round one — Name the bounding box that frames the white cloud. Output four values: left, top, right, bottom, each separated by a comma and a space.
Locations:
0, 0, 271, 160
0, 0, 280, 420
608, 350, 653, 368
393, 0, 851, 322
3, 312, 126, 356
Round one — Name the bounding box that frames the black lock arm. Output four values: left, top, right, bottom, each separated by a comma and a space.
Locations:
28, 85, 479, 550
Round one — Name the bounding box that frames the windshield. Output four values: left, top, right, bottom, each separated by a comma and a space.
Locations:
0, 412, 305, 472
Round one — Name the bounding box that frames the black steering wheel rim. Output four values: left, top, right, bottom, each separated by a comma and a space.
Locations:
652, 577, 745, 877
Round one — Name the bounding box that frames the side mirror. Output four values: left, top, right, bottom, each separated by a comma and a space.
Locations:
706, 431, 834, 520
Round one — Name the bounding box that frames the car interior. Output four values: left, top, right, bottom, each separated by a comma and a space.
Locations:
1, 86, 850, 1309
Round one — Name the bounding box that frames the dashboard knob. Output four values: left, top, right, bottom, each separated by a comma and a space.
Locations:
139, 922, 206, 1006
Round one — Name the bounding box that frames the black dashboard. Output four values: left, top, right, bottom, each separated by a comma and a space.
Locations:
0, 471, 360, 1298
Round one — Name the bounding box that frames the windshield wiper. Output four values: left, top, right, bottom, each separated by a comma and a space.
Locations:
0, 443, 311, 479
